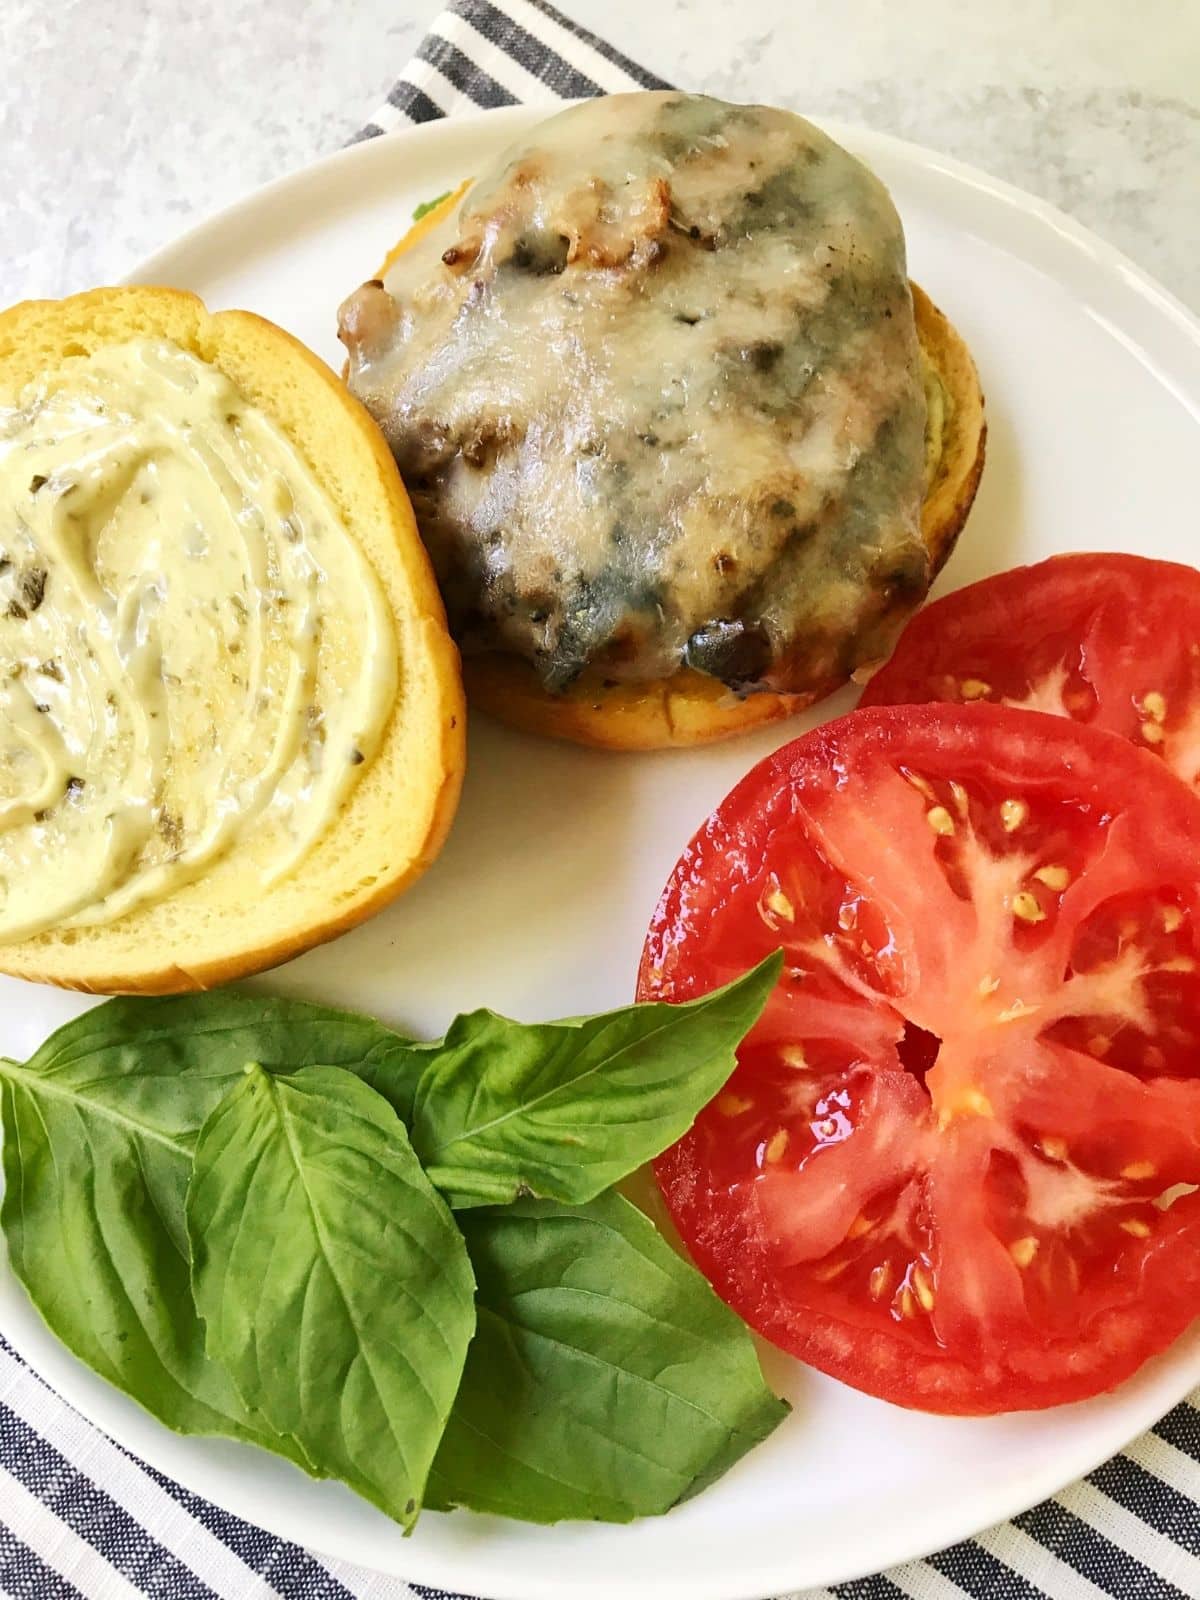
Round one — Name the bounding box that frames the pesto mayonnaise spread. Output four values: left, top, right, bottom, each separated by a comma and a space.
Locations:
340, 92, 928, 695
0, 338, 396, 942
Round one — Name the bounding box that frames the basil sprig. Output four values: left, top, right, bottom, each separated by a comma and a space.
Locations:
0, 953, 785, 1526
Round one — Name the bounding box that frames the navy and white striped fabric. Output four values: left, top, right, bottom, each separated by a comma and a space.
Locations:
351, 0, 671, 140
3, 3, 1199, 1596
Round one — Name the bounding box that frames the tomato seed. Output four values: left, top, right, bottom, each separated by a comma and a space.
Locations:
1042, 1137, 1068, 1161
1142, 691, 1167, 722
1001, 798, 1028, 831
847, 1213, 875, 1239
926, 805, 955, 836
960, 678, 991, 700
780, 1045, 809, 1069
1009, 1236, 1039, 1267
1012, 891, 1046, 924
996, 1000, 1038, 1023
764, 1129, 789, 1163
913, 1266, 936, 1311
1142, 722, 1166, 745
1121, 1160, 1156, 1180
1162, 906, 1184, 933
1120, 1218, 1152, 1237
763, 886, 794, 923
869, 1261, 893, 1299
1034, 864, 1070, 890
717, 1092, 753, 1116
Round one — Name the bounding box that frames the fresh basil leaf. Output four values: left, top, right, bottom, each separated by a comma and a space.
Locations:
426, 1191, 787, 1522
188, 1065, 475, 1530
412, 189, 452, 221
382, 953, 782, 1209
0, 991, 408, 1459
2, 989, 412, 1143
0, 1052, 301, 1457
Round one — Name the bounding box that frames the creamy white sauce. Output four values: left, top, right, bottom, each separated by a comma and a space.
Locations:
0, 339, 396, 942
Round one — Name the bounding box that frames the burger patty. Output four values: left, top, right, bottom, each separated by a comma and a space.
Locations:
339, 92, 928, 695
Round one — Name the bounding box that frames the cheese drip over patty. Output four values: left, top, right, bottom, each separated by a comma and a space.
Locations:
0, 339, 396, 941
340, 92, 928, 695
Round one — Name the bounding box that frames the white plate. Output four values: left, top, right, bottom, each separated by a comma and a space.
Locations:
4, 104, 1200, 1600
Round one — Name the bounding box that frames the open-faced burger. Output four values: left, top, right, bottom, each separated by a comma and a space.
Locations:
339, 92, 985, 749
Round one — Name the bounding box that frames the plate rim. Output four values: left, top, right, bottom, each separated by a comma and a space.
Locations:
2, 100, 1195, 1600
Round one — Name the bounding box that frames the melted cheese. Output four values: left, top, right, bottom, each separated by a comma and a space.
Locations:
0, 339, 396, 942
340, 92, 927, 693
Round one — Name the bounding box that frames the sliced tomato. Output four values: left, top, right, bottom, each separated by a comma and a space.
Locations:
859, 554, 1200, 791
640, 705, 1200, 1414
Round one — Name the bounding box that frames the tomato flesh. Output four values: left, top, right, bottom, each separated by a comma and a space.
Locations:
860, 552, 1200, 791
641, 705, 1200, 1413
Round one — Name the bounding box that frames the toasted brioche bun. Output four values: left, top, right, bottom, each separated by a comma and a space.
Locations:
911, 283, 988, 583
0, 287, 465, 992
373, 190, 986, 751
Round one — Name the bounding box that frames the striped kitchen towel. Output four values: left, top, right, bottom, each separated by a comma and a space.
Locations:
2, 2, 1199, 1598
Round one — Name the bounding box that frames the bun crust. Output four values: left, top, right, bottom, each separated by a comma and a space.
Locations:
0, 287, 466, 991
374, 190, 985, 752
910, 283, 988, 582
